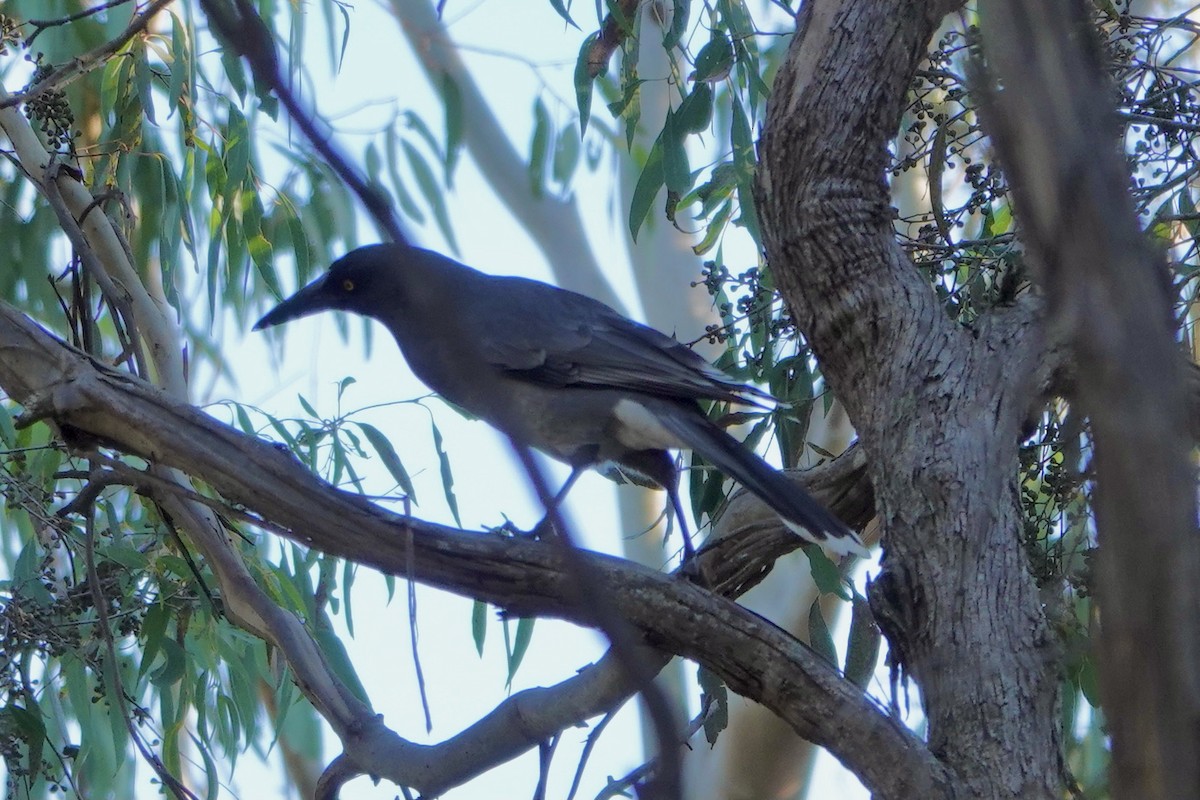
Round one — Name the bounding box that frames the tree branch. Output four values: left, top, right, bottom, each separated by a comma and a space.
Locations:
0, 301, 953, 799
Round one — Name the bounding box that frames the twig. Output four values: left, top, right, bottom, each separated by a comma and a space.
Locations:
566, 706, 623, 800
40, 160, 150, 380
406, 525, 433, 732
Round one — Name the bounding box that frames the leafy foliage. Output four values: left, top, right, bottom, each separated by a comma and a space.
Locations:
0, 0, 1195, 796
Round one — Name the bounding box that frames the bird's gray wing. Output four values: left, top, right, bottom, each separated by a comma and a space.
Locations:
467, 275, 767, 405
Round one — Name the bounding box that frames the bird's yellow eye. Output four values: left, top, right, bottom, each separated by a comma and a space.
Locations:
342, 279, 355, 292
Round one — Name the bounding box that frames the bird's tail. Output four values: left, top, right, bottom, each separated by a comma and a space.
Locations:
652, 405, 869, 558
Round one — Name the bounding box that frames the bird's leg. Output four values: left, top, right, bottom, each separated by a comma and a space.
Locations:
529, 465, 587, 538
665, 483, 695, 561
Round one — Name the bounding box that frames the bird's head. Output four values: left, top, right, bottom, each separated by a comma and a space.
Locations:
253, 244, 394, 330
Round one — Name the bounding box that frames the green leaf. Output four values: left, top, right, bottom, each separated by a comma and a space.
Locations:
505, 616, 535, 686
807, 599, 837, 666
384, 127, 426, 224
844, 593, 881, 689
472, 600, 487, 656
167, 12, 189, 115
730, 95, 762, 245
356, 422, 416, 500
150, 638, 187, 686
431, 420, 461, 527
803, 544, 851, 599
0, 403, 16, 446
552, 126, 582, 188
224, 104, 250, 192
529, 98, 552, 198
691, 34, 734, 83
692, 200, 733, 255
138, 602, 170, 681
546, 0, 580, 29
187, 731, 220, 800
440, 73, 464, 182
697, 665, 729, 745
342, 559, 357, 637
297, 393, 320, 420
404, 111, 445, 162
677, 83, 713, 133
662, 110, 692, 195
663, 0, 691, 49
629, 138, 665, 241
402, 139, 460, 255
132, 44, 157, 126
313, 622, 371, 704
697, 161, 739, 216
574, 33, 599, 136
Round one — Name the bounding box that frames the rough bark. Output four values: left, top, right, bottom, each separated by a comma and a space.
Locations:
981, 2, 1200, 798
758, 1, 1062, 796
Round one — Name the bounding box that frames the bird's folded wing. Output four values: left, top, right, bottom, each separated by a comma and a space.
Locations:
482, 319, 765, 404
465, 273, 770, 405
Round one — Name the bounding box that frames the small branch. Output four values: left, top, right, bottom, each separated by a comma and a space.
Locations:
585, 0, 642, 79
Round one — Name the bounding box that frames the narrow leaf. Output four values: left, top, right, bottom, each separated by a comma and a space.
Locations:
430, 420, 462, 526
506, 616, 535, 686
844, 593, 881, 689
803, 544, 851, 599
629, 139, 665, 241
472, 600, 487, 656
440, 73, 464, 182
356, 422, 417, 499
529, 98, 552, 198
402, 140, 460, 254
574, 33, 599, 136
807, 599, 837, 666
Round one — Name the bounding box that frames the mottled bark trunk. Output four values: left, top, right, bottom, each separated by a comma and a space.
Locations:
982, 2, 1200, 798
757, 1, 1062, 796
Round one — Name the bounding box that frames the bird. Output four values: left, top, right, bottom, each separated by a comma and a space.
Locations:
253, 243, 868, 559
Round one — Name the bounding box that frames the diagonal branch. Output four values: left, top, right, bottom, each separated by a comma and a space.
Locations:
0, 300, 952, 799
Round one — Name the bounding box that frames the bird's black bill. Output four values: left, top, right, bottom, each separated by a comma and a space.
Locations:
253, 274, 331, 330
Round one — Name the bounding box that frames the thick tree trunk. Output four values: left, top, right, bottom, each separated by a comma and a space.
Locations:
757, 1, 1062, 796
982, 2, 1200, 798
